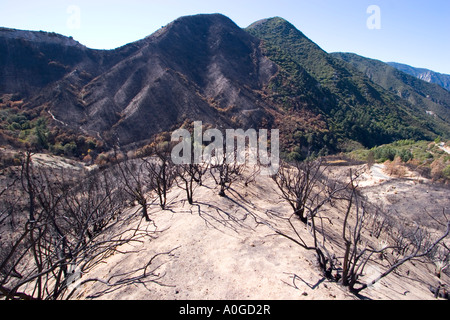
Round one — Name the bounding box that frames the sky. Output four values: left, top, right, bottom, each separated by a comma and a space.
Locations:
1, 0, 449, 74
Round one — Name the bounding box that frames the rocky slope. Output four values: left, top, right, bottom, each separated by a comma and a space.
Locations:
1, 14, 279, 149
1, 14, 449, 155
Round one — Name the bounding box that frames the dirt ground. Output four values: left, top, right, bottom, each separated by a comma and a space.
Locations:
72, 163, 449, 301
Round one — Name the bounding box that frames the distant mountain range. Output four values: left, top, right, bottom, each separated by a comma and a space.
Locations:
332, 52, 450, 132
387, 62, 450, 92
1, 14, 449, 160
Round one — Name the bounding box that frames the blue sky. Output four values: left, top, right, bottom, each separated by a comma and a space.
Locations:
1, 0, 449, 74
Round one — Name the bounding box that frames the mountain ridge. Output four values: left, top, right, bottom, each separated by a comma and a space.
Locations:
1, 14, 280, 149
387, 62, 450, 92
246, 17, 450, 150
1, 13, 449, 161
332, 52, 450, 125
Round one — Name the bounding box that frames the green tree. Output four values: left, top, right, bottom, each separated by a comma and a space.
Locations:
63, 141, 77, 157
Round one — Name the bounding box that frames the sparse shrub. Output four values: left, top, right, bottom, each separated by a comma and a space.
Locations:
286, 151, 303, 162
384, 156, 406, 177
366, 150, 375, 167
86, 139, 97, 150
63, 141, 77, 157
372, 146, 396, 162
95, 152, 110, 167
50, 142, 65, 156
443, 165, 450, 181
430, 158, 447, 181
398, 149, 413, 162
7, 122, 21, 131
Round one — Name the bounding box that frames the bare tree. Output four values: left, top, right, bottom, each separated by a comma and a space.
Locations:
351, 222, 449, 294
431, 244, 450, 279
209, 147, 244, 197
336, 174, 450, 294
0, 165, 20, 227
343, 189, 449, 294
338, 172, 392, 291
0, 152, 155, 300
274, 163, 450, 296
242, 164, 261, 188
272, 159, 327, 224
273, 159, 355, 278
145, 142, 176, 210
175, 163, 207, 205
116, 157, 152, 222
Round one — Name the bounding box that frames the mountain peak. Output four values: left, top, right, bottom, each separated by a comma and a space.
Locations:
246, 16, 308, 39
143, 13, 251, 52
248, 16, 292, 28
172, 13, 237, 24
155, 13, 241, 38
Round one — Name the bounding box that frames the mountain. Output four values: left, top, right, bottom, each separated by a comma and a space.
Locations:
332, 52, 450, 133
387, 62, 450, 92
246, 17, 450, 148
1, 15, 278, 150
1, 14, 449, 161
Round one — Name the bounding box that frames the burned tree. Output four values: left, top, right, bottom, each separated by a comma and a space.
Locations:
274, 159, 354, 278
272, 158, 328, 224
334, 172, 450, 294
116, 157, 152, 222
274, 163, 450, 296
209, 145, 244, 197
0, 152, 155, 300
145, 142, 176, 210
175, 163, 207, 205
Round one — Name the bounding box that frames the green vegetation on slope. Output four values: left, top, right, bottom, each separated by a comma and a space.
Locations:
349, 139, 450, 183
246, 18, 445, 154
0, 94, 104, 165
388, 62, 450, 92
332, 52, 450, 138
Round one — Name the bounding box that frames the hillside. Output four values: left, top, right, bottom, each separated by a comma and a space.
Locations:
246, 18, 450, 149
0, 14, 279, 152
2, 12, 450, 305
1, 147, 449, 301
61, 160, 448, 300
1, 14, 449, 163
388, 62, 450, 92
332, 53, 450, 133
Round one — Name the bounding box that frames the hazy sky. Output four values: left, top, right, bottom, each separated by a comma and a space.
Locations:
1, 0, 449, 74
